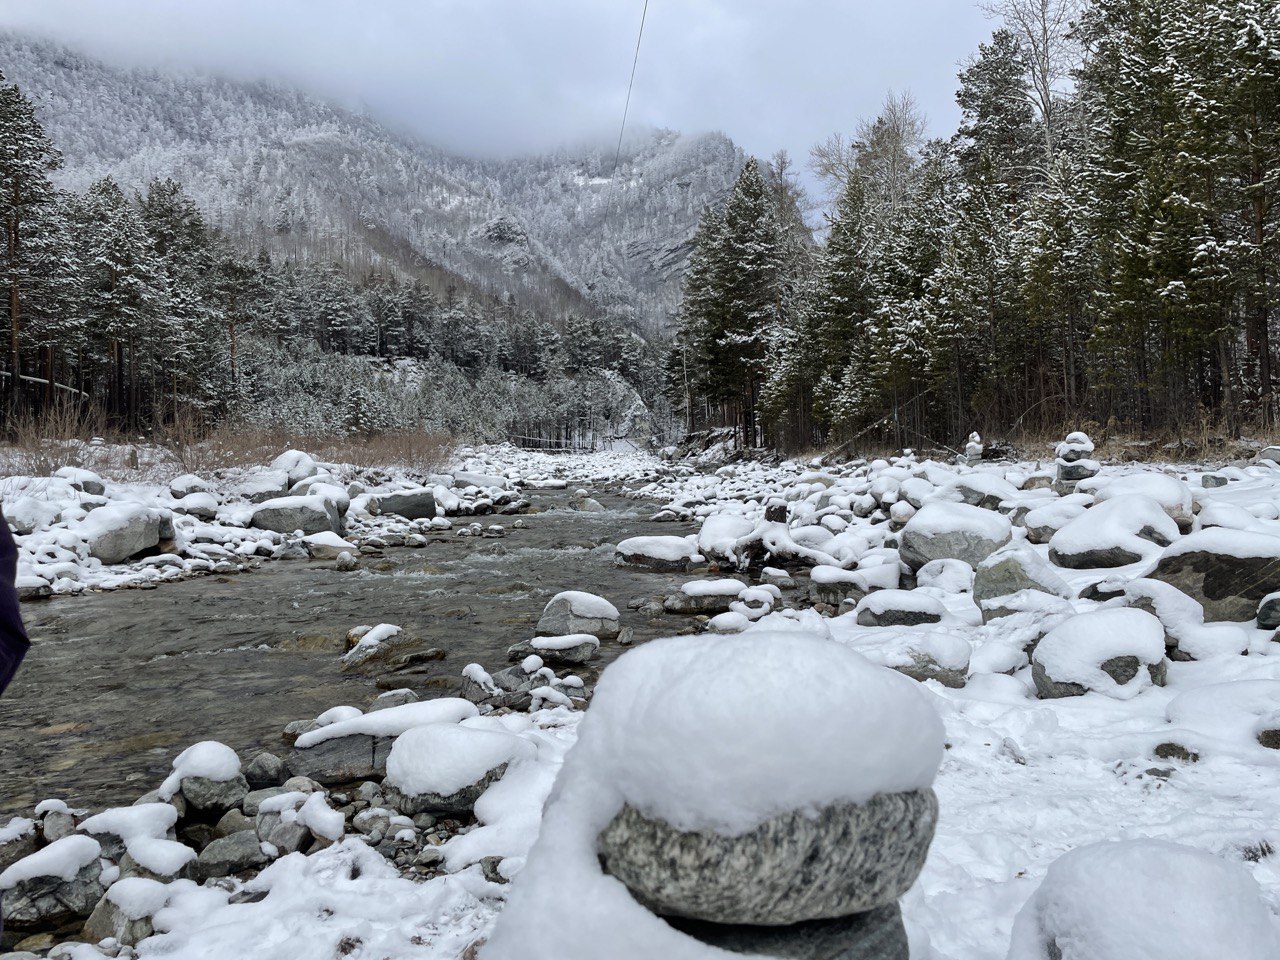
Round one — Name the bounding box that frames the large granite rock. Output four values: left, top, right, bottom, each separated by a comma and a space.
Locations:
1032, 656, 1167, 699
597, 790, 938, 926
377, 489, 438, 520
669, 902, 907, 960
250, 495, 343, 537
80, 504, 165, 564
973, 546, 1072, 605
287, 734, 388, 784
898, 504, 1012, 572
536, 591, 621, 640
383, 765, 508, 817
507, 634, 599, 666
1148, 530, 1280, 622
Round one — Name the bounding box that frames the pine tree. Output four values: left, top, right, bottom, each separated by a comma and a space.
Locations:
0, 70, 63, 410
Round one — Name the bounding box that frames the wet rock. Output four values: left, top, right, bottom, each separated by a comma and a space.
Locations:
597, 791, 938, 925
507, 635, 599, 666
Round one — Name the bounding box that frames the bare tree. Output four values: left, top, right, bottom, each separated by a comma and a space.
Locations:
810, 90, 927, 213
978, 0, 1083, 156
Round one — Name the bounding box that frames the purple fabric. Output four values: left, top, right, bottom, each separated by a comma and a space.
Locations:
0, 507, 29, 695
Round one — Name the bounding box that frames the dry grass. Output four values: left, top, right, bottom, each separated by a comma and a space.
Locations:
1, 402, 453, 482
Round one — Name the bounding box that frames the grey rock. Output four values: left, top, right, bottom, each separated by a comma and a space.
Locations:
670, 902, 907, 959
265, 818, 311, 855
894, 655, 967, 689
1032, 657, 1167, 699
899, 520, 1011, 572
1259, 592, 1280, 630
536, 593, 620, 640
250, 496, 343, 537
597, 790, 938, 925
81, 892, 154, 947
234, 471, 291, 503
215, 808, 256, 838
383, 764, 509, 817
244, 752, 287, 790
855, 605, 942, 628
973, 547, 1072, 605
663, 587, 742, 616
1255, 445, 1280, 465
369, 689, 418, 712
377, 490, 438, 521
1048, 543, 1147, 569
1149, 540, 1280, 622
506, 637, 598, 666
0, 860, 104, 933
243, 787, 292, 817
40, 813, 75, 844
180, 774, 249, 814
287, 734, 379, 784
1056, 461, 1099, 482
0, 829, 38, 874
84, 506, 163, 564
1201, 474, 1228, 489
196, 830, 269, 879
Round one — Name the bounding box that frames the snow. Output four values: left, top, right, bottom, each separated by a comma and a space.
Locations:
680, 578, 747, 597
293, 792, 344, 841
1007, 839, 1280, 960
905, 501, 1013, 541
158, 741, 241, 798
385, 724, 535, 797
615, 534, 701, 563
0, 834, 100, 888
1156, 526, 1280, 561
1048, 494, 1179, 560
545, 590, 619, 619
0, 817, 35, 844
1032, 609, 1166, 699
124, 836, 196, 876
293, 698, 478, 747
342, 622, 401, 663
79, 803, 179, 842
106, 876, 172, 920
525, 633, 599, 652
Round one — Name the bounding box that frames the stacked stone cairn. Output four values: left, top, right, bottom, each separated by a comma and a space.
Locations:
1053, 431, 1099, 495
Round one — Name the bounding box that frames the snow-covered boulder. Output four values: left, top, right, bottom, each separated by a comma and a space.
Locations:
169, 473, 213, 499
1031, 608, 1167, 700
898, 502, 1012, 571
536, 590, 620, 639
173, 491, 218, 521
1122, 578, 1250, 660
854, 589, 945, 627
973, 544, 1073, 604
250, 494, 344, 537
1022, 500, 1086, 544
301, 531, 358, 560
6, 496, 63, 535
452, 470, 512, 490
376, 489, 438, 520
507, 633, 600, 666
53, 466, 105, 496
1048, 494, 1178, 569
614, 535, 701, 573
0, 835, 105, 933
1008, 839, 1280, 960
663, 579, 746, 615
489, 631, 944, 954
79, 502, 168, 564
82, 876, 170, 947
232, 470, 291, 503
159, 741, 249, 813
1089, 472, 1194, 529
383, 724, 534, 815
916, 558, 974, 594
696, 514, 756, 561
271, 449, 321, 486
1148, 528, 1280, 622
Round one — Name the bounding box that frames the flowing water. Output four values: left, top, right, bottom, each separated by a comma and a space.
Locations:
0, 490, 701, 817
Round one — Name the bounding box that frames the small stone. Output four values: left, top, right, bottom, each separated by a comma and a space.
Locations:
196, 830, 270, 879
180, 774, 249, 814
243, 752, 287, 790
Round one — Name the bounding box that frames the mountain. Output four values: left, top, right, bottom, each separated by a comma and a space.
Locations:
0, 33, 744, 332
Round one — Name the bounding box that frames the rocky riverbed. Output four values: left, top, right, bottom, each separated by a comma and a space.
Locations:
0, 489, 698, 819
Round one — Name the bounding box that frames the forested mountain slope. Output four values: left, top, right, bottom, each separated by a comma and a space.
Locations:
0, 33, 742, 330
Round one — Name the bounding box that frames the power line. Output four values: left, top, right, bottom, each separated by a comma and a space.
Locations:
609, 0, 650, 186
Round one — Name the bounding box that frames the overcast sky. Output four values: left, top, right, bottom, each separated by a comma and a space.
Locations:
2, 1, 995, 181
